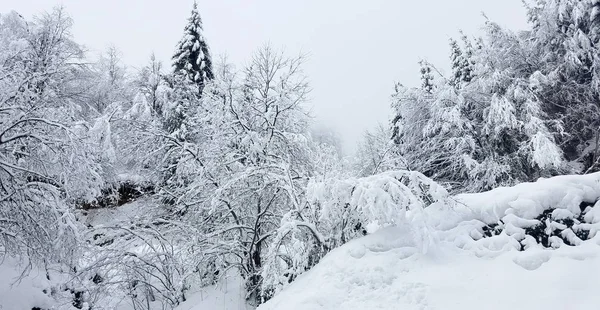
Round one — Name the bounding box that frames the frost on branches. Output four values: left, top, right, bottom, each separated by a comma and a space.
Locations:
391, 13, 567, 193
154, 46, 315, 305
260, 170, 448, 301
0, 9, 108, 264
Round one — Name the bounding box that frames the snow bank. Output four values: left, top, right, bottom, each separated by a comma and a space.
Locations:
433, 173, 600, 254
259, 227, 600, 310
453, 173, 600, 224
259, 173, 600, 310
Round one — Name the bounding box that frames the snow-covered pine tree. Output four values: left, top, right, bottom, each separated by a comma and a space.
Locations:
172, 1, 214, 93
449, 37, 475, 88
523, 0, 600, 171
419, 60, 435, 93
449, 38, 465, 88
459, 32, 475, 83
391, 15, 566, 192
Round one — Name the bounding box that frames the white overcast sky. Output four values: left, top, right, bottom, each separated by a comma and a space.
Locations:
1, 0, 528, 153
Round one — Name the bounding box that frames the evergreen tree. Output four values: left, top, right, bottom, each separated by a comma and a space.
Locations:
449, 38, 465, 88
391, 17, 565, 193
419, 60, 435, 93
449, 37, 474, 88
459, 32, 475, 83
172, 1, 214, 92
525, 0, 600, 171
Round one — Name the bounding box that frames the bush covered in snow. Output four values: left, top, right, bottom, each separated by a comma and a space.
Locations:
260, 170, 449, 301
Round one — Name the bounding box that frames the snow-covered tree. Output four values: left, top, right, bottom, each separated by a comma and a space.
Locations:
391, 18, 566, 192
86, 46, 132, 115
522, 0, 600, 172
449, 38, 465, 88
154, 46, 314, 304
0, 8, 106, 264
160, 73, 201, 140
419, 60, 435, 93
354, 124, 403, 177
172, 1, 214, 92
136, 53, 167, 116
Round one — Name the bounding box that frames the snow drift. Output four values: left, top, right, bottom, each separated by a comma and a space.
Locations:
258, 173, 600, 310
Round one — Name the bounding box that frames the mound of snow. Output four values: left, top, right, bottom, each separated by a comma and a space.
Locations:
259, 173, 600, 310
435, 173, 600, 253
259, 226, 600, 310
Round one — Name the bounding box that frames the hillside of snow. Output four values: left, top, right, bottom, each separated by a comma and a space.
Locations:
259, 173, 600, 310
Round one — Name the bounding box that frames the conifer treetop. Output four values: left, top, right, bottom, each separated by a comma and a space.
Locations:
172, 1, 214, 89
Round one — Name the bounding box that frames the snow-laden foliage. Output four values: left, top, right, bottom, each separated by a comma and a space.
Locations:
0, 8, 108, 264
391, 14, 567, 192
389, 0, 600, 192
149, 46, 315, 305
353, 124, 404, 177
80, 208, 201, 309
260, 170, 448, 300
522, 0, 600, 171
172, 2, 213, 91
85, 46, 134, 115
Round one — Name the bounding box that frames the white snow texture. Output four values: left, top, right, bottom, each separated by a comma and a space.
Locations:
258, 173, 600, 310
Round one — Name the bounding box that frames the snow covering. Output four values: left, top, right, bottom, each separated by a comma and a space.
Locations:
174, 272, 251, 310
0, 259, 55, 310
259, 173, 600, 310
0, 261, 251, 310
4, 174, 600, 309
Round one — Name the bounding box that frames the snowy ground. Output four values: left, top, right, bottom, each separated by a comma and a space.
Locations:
260, 174, 600, 310
0, 259, 250, 310
0, 259, 55, 310
174, 272, 251, 310
259, 225, 600, 310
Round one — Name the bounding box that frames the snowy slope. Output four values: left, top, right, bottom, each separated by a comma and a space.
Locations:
259, 226, 600, 310
259, 173, 600, 310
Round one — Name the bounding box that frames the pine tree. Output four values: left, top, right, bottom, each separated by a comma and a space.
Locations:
459, 33, 475, 83
449, 38, 464, 88
172, 1, 214, 92
419, 60, 435, 93
449, 37, 474, 88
